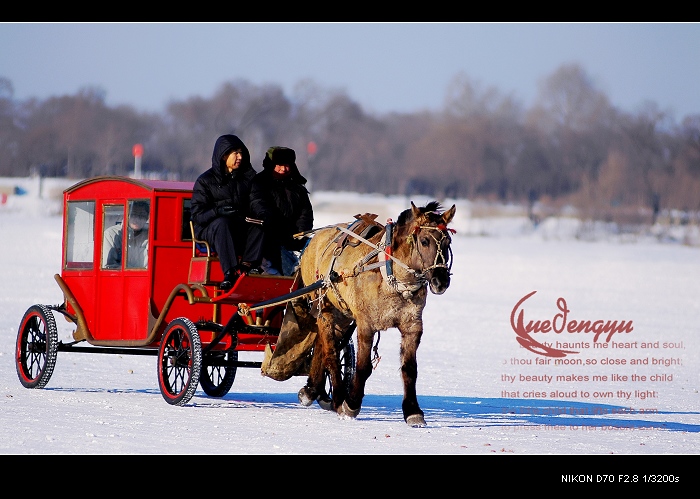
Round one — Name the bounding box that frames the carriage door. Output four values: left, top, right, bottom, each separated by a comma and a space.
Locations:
97, 201, 151, 341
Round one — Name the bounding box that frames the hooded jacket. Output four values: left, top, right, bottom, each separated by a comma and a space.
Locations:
190, 134, 257, 238
249, 146, 313, 248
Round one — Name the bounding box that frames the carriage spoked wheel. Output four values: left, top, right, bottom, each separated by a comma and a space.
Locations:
16, 305, 59, 389
200, 350, 238, 397
158, 318, 202, 406
317, 337, 356, 411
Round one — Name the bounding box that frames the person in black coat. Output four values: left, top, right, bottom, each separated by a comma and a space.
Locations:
191, 134, 264, 290
249, 146, 313, 275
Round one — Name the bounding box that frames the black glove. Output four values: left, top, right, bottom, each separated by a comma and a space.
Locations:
216, 205, 238, 217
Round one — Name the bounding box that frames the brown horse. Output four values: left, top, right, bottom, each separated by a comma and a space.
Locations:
295, 201, 456, 427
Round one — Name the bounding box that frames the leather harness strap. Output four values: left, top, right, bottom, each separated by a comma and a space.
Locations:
334, 213, 383, 250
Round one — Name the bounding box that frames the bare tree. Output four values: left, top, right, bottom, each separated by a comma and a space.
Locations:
1, 69, 697, 226
0, 77, 19, 176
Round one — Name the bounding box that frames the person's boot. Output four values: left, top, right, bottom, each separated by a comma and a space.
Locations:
219, 269, 242, 291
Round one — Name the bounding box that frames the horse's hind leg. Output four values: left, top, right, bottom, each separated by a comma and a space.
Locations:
341, 322, 375, 418
398, 323, 426, 427
298, 334, 325, 407
300, 306, 346, 412
319, 309, 348, 412
295, 298, 323, 407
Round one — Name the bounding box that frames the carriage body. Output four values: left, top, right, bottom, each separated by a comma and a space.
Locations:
57, 175, 293, 349
62, 176, 206, 345
15, 176, 331, 406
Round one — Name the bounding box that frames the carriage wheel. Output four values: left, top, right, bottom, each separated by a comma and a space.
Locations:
16, 305, 59, 389
317, 337, 356, 411
200, 350, 238, 397
158, 318, 202, 406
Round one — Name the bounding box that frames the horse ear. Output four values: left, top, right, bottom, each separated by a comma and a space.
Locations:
411, 201, 420, 218
442, 204, 456, 224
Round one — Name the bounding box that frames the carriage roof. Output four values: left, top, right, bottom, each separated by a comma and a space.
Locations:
64, 175, 194, 198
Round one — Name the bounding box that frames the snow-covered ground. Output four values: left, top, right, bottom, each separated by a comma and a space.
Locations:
1, 177, 698, 455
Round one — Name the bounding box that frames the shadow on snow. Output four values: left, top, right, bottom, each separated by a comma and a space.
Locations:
44, 386, 699, 432
199, 392, 700, 433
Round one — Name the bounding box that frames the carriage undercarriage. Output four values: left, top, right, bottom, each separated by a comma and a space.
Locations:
16, 275, 356, 407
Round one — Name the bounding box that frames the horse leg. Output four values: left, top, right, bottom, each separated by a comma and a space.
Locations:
298, 333, 325, 407
303, 305, 346, 412
398, 323, 426, 427
320, 309, 349, 412
299, 305, 354, 412
294, 297, 324, 407
341, 322, 375, 418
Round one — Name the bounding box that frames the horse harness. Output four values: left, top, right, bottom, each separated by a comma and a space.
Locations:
317, 212, 454, 303
237, 211, 454, 320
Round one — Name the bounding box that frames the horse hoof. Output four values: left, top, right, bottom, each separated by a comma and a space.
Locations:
298, 387, 315, 407
406, 414, 427, 427
338, 400, 361, 419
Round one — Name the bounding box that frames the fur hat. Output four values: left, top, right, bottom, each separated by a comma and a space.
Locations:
266, 146, 296, 166
262, 146, 307, 185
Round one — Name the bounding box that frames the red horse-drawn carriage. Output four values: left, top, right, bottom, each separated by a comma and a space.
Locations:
15, 176, 354, 406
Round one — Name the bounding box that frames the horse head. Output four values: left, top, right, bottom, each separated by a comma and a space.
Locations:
396, 201, 456, 295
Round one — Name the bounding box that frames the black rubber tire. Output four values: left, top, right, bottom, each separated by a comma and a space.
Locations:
158, 318, 202, 406
200, 350, 238, 397
16, 305, 58, 389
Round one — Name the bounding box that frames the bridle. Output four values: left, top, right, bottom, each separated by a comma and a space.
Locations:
412, 222, 455, 275
378, 218, 455, 299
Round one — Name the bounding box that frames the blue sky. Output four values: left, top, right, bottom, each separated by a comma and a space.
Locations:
2, 23, 699, 120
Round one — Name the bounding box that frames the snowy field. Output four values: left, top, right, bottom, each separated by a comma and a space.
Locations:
0, 177, 699, 457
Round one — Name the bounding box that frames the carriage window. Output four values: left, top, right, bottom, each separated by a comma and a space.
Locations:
101, 201, 150, 270
102, 204, 125, 269
65, 201, 95, 270
125, 200, 150, 269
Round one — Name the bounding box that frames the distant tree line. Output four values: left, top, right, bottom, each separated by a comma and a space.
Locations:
1, 64, 699, 224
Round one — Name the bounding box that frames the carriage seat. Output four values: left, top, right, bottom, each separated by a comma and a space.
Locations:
188, 221, 224, 285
